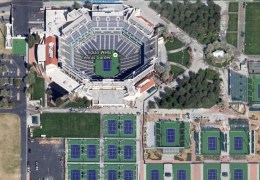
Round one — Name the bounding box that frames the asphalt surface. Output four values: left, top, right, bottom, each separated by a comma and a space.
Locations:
0, 55, 27, 180
12, 0, 43, 36
27, 139, 65, 180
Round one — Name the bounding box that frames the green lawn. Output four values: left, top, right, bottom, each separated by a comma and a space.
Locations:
12, 38, 26, 56
32, 75, 44, 101
226, 33, 237, 47
165, 38, 184, 51
167, 50, 190, 67
33, 113, 100, 137
170, 65, 185, 77
245, 3, 260, 54
228, 14, 238, 31
229, 2, 239, 12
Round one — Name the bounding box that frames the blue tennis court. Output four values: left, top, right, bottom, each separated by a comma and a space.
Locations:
108, 145, 117, 159
88, 170, 96, 180
124, 146, 133, 159
166, 129, 175, 143
108, 170, 117, 180
71, 145, 80, 158
177, 170, 186, 180
124, 120, 133, 134
208, 137, 217, 151
124, 170, 133, 180
71, 170, 80, 180
234, 137, 243, 150
108, 120, 117, 134
208, 169, 217, 180
103, 59, 111, 72
87, 145, 96, 159
234, 169, 243, 180
151, 170, 159, 180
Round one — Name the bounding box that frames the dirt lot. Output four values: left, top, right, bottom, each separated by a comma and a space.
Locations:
0, 114, 20, 180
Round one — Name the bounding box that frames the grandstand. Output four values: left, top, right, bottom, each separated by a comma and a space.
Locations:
229, 70, 248, 102
58, 4, 158, 81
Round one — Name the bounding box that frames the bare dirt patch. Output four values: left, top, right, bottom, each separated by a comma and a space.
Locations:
0, 113, 20, 180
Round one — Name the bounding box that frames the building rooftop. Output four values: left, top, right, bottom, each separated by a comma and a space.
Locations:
45, 36, 58, 66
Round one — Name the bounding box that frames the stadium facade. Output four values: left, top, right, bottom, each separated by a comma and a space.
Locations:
58, 4, 158, 82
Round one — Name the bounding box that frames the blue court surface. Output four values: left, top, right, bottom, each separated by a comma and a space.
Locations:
108, 170, 117, 180
234, 137, 243, 150
208, 137, 217, 151
178, 170, 186, 180
208, 169, 217, 180
151, 170, 159, 180
124, 170, 133, 180
166, 129, 175, 143
108, 120, 117, 134
88, 170, 96, 180
234, 169, 243, 180
124, 146, 133, 159
87, 145, 96, 159
108, 145, 117, 159
71, 170, 80, 180
124, 120, 133, 134
103, 59, 111, 72
71, 145, 80, 158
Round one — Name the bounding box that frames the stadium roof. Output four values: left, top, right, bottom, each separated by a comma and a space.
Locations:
45, 9, 67, 35
45, 36, 58, 66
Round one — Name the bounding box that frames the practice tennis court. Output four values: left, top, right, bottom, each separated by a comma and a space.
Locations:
104, 164, 137, 180
230, 163, 248, 180
229, 131, 249, 154
146, 164, 164, 180
247, 77, 260, 103
68, 164, 100, 180
103, 114, 136, 138
201, 130, 221, 155
203, 163, 221, 180
68, 139, 100, 162
173, 164, 190, 180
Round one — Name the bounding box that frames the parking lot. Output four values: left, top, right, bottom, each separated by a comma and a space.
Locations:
27, 138, 65, 180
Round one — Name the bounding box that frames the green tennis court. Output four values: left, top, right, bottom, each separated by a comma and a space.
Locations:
146, 164, 164, 180
230, 163, 248, 180
203, 163, 221, 180
201, 130, 221, 155
229, 130, 249, 155
173, 164, 191, 180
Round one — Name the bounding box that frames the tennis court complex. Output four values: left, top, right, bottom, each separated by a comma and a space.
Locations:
104, 164, 136, 180
229, 130, 249, 155
68, 164, 100, 180
203, 163, 221, 180
230, 163, 248, 180
247, 77, 260, 103
68, 139, 100, 162
103, 114, 136, 138
201, 130, 221, 155
104, 139, 136, 162
94, 50, 120, 78
155, 121, 190, 148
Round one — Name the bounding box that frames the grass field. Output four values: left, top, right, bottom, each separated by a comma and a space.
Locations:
170, 65, 185, 77
32, 74, 44, 101
201, 130, 221, 155
0, 114, 20, 180
228, 14, 238, 31
229, 130, 249, 155
94, 50, 120, 78
33, 113, 100, 137
12, 38, 26, 56
229, 2, 239, 12
168, 50, 190, 67
230, 163, 248, 180
245, 3, 260, 54
226, 33, 237, 47
203, 163, 221, 180
165, 38, 184, 51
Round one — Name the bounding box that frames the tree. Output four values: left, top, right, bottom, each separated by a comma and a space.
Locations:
34, 33, 41, 43
14, 79, 22, 88
26, 34, 35, 48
